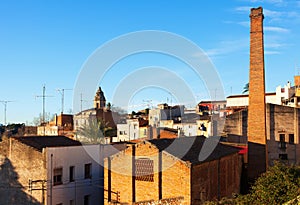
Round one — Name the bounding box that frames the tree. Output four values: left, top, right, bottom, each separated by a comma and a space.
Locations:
242, 83, 249, 94
32, 112, 54, 126
204, 162, 300, 205
76, 118, 110, 144
248, 162, 300, 204
110, 104, 127, 115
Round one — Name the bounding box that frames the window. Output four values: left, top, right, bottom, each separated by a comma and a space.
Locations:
143, 129, 147, 135
84, 163, 92, 179
279, 134, 286, 150
279, 154, 288, 160
84, 195, 90, 205
135, 158, 154, 182
69, 166, 75, 182
200, 124, 207, 131
280, 134, 285, 142
119, 131, 123, 135
289, 134, 294, 144
53, 168, 63, 186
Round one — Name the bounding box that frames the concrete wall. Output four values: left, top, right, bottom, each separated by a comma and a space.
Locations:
223, 110, 248, 136
224, 104, 300, 165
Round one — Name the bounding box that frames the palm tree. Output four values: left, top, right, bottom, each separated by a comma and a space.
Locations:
76, 118, 109, 144
242, 83, 249, 94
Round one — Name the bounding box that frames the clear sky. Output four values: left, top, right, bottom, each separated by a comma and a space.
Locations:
0, 0, 300, 124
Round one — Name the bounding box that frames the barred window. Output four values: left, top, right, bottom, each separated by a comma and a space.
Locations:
135, 158, 154, 182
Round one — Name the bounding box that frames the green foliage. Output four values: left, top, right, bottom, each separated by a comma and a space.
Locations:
76, 118, 109, 144
249, 162, 300, 205
242, 83, 249, 94
205, 162, 300, 205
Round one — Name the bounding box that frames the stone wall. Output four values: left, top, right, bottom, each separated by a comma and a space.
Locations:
2, 137, 47, 204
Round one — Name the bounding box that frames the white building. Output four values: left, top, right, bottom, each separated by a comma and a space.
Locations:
115, 119, 139, 142
226, 81, 300, 109
73, 109, 97, 133
173, 123, 198, 137
148, 104, 184, 127
46, 145, 102, 205
226, 92, 277, 108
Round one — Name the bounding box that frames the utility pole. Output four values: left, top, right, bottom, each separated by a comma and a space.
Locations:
57, 88, 72, 114
0, 100, 13, 125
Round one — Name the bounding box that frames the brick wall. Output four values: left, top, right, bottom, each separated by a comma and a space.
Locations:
104, 143, 191, 205
248, 6, 266, 145
248, 7, 267, 180
191, 153, 242, 204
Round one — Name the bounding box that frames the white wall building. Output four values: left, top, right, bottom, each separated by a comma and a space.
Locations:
46, 145, 101, 205
37, 126, 59, 136
115, 119, 139, 142
148, 104, 184, 127
226, 93, 277, 108
226, 81, 300, 109
74, 109, 97, 132
173, 123, 198, 137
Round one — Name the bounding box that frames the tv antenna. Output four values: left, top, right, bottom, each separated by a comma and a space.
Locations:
35, 85, 53, 125
0, 100, 14, 125
143, 100, 153, 109
57, 88, 72, 114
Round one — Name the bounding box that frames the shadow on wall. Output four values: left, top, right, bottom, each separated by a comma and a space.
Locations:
0, 157, 41, 205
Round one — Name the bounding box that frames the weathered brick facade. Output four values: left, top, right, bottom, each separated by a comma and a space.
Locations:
247, 7, 267, 180
104, 138, 242, 205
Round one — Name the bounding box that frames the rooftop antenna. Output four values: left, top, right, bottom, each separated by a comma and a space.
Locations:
0, 100, 14, 125
79, 93, 89, 118
143, 100, 153, 109
35, 85, 53, 126
57, 88, 72, 114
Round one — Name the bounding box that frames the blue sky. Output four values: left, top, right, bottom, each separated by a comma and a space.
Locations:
0, 0, 300, 124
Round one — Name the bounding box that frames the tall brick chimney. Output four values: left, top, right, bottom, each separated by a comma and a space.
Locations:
247, 7, 268, 180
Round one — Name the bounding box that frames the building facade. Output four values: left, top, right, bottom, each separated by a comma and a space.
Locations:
104, 137, 242, 205
224, 103, 300, 166
0, 136, 102, 205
